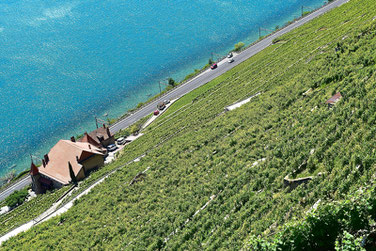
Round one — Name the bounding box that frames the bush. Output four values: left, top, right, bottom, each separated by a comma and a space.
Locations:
130, 125, 139, 135
335, 231, 365, 251
302, 11, 311, 17
115, 128, 131, 139
234, 42, 245, 52
13, 170, 30, 181
109, 118, 117, 125
168, 78, 176, 87
5, 188, 29, 208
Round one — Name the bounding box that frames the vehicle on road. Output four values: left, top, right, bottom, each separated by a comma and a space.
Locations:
164, 99, 170, 104
107, 144, 118, 152
157, 102, 166, 110
228, 58, 234, 63
210, 63, 217, 69
227, 52, 233, 58
154, 110, 160, 116
116, 137, 127, 145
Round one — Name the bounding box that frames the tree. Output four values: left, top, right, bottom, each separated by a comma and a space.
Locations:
208, 58, 214, 65
168, 78, 176, 87
69, 161, 77, 185
5, 188, 28, 208
234, 42, 245, 52
130, 124, 139, 135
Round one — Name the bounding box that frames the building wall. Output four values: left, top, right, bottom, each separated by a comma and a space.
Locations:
76, 168, 86, 181
40, 174, 64, 189
82, 154, 104, 173
31, 174, 43, 194
101, 136, 115, 147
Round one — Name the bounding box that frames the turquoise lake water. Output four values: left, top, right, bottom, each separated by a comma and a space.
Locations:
0, 0, 326, 179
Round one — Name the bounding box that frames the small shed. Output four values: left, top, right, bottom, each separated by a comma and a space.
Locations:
326, 92, 342, 108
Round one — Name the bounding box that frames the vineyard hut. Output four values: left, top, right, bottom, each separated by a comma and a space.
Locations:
326, 92, 342, 108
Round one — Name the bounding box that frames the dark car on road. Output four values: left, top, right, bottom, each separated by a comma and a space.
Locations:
210, 63, 217, 69
157, 101, 166, 110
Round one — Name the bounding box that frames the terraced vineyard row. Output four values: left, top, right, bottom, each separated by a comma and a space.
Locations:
3, 0, 376, 249
0, 186, 70, 236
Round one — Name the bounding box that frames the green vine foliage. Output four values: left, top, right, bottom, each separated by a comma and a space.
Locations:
3, 0, 376, 249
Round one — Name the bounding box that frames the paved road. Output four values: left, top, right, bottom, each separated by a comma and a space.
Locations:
0, 176, 31, 202
0, 0, 349, 203
110, 0, 349, 134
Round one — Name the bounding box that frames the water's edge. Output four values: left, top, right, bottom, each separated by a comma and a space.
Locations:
0, 0, 326, 182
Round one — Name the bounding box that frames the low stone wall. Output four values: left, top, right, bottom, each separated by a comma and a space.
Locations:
283, 175, 313, 190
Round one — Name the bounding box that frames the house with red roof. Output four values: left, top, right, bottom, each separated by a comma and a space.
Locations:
30, 137, 106, 192
79, 124, 115, 148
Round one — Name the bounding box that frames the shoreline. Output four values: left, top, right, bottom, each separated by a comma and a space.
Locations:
109, 1, 329, 131
0, 0, 354, 243
0, 0, 328, 185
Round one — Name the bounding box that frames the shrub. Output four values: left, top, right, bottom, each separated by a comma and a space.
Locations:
115, 128, 131, 139
168, 78, 176, 87
5, 188, 29, 208
335, 231, 365, 251
234, 42, 245, 52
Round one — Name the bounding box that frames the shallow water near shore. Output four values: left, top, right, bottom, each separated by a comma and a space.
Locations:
0, 0, 325, 179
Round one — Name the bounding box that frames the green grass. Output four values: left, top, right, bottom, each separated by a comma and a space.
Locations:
3, 0, 376, 249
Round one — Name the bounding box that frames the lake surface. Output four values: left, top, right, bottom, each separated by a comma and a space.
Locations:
0, 0, 325, 179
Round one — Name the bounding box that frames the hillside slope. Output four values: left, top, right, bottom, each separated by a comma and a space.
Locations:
3, 0, 376, 249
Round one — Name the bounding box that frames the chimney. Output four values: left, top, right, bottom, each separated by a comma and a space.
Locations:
42, 159, 46, 167
44, 154, 49, 164
88, 144, 91, 149
106, 127, 111, 137
76, 156, 79, 162
70, 136, 76, 142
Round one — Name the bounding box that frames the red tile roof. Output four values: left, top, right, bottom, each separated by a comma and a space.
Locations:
326, 92, 342, 104
79, 125, 112, 146
79, 132, 102, 148
30, 162, 39, 176
39, 140, 104, 185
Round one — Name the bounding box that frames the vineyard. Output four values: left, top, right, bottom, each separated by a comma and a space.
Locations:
2, 0, 376, 249
0, 186, 70, 236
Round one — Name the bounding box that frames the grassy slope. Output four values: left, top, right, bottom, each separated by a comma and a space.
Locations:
3, 0, 376, 249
